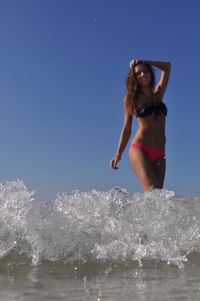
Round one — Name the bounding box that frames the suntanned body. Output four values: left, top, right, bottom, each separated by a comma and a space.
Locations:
110, 60, 171, 191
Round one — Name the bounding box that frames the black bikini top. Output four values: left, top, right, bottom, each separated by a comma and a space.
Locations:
135, 91, 168, 118
136, 101, 168, 118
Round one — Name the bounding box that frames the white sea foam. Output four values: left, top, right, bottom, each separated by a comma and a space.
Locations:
0, 180, 200, 268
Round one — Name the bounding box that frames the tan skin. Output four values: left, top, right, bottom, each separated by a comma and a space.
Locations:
110, 60, 171, 191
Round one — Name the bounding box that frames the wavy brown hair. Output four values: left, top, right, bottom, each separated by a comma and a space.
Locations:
124, 62, 156, 115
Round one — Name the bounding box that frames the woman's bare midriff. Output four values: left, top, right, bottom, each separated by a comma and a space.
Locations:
131, 115, 166, 150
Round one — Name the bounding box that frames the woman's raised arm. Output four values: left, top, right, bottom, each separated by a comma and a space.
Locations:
143, 60, 171, 100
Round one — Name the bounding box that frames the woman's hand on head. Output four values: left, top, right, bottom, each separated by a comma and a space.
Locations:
110, 155, 121, 170
130, 59, 140, 69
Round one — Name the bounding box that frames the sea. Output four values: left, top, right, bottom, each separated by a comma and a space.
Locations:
0, 179, 200, 300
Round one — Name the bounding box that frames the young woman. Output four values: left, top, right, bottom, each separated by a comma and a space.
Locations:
110, 59, 171, 191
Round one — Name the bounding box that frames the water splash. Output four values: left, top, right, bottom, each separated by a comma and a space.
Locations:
0, 180, 200, 268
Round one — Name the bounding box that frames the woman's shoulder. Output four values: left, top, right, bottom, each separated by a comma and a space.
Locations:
153, 86, 163, 102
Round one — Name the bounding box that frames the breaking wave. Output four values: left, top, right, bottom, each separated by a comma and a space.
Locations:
0, 180, 200, 268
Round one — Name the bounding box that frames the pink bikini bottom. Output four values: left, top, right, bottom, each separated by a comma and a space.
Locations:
130, 143, 165, 162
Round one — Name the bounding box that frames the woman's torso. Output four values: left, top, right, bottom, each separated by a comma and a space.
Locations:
131, 91, 166, 150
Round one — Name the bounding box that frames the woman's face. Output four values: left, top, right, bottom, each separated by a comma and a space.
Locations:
134, 64, 151, 87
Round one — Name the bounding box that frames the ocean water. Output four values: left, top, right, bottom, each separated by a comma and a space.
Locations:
0, 180, 200, 300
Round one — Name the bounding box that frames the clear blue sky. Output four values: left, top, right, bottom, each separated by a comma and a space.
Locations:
0, 0, 199, 200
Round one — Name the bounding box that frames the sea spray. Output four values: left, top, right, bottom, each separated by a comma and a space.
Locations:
0, 180, 200, 268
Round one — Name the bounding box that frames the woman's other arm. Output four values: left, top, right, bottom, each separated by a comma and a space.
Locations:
110, 96, 133, 169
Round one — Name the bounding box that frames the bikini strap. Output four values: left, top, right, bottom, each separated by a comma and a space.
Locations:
140, 91, 153, 103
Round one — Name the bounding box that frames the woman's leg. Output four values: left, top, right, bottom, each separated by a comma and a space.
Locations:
129, 147, 159, 191
152, 157, 166, 189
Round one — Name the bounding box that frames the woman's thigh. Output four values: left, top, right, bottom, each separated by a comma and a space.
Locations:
152, 158, 166, 189
129, 147, 159, 191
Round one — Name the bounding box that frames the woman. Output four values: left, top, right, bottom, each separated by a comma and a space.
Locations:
110, 59, 171, 191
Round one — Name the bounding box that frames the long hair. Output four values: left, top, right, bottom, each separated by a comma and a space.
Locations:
124, 62, 156, 115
